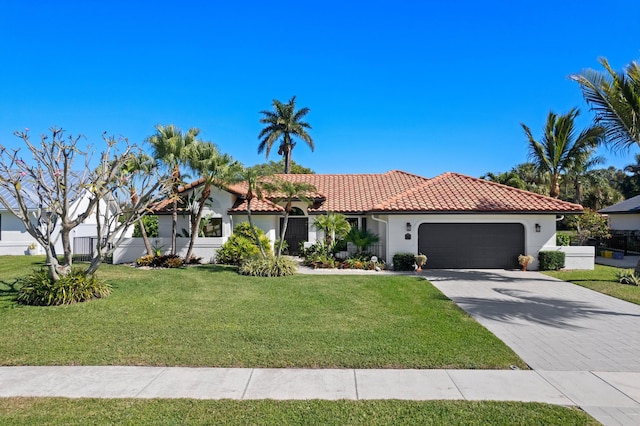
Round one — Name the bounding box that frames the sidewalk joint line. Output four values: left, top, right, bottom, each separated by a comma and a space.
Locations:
353, 369, 359, 400
134, 366, 168, 398
241, 368, 254, 400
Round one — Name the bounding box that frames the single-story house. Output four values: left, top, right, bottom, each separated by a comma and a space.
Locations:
599, 195, 640, 231
146, 170, 584, 269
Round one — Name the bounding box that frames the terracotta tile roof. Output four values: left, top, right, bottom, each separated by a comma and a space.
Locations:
372, 172, 583, 213
162, 170, 583, 214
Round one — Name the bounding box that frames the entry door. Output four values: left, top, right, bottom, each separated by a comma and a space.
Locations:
280, 217, 308, 255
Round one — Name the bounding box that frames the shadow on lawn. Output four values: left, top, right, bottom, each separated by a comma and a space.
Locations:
450, 287, 640, 329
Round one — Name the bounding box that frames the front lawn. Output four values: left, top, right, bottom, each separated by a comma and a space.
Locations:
0, 256, 526, 369
543, 264, 640, 305
0, 398, 597, 425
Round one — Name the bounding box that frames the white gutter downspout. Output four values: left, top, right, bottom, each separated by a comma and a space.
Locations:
371, 214, 389, 263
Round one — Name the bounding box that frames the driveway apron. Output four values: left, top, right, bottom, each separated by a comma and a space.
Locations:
424, 269, 640, 372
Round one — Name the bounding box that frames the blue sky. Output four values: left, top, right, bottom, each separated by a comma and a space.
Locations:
2, 0, 640, 178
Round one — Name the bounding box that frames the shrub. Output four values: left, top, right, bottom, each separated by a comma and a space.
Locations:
135, 254, 184, 268
133, 215, 158, 238
616, 269, 640, 286
216, 223, 271, 266
393, 252, 416, 271
239, 256, 297, 277
538, 251, 565, 271
556, 233, 571, 246
16, 268, 111, 306
135, 254, 155, 267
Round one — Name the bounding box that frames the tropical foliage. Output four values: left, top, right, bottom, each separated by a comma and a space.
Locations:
147, 124, 200, 255
250, 159, 314, 175
258, 96, 314, 174
313, 212, 352, 249
571, 57, 640, 152
261, 177, 317, 257
216, 222, 271, 265
16, 268, 111, 306
521, 108, 604, 198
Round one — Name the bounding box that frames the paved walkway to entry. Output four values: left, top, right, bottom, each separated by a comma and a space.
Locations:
425, 269, 640, 426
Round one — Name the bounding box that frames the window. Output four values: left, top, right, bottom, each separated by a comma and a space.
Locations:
201, 217, 222, 237
347, 218, 359, 230
361, 217, 367, 231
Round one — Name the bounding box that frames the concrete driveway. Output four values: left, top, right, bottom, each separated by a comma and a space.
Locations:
424, 269, 640, 425
424, 269, 640, 371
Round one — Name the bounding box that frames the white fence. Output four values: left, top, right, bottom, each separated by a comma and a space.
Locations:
113, 237, 223, 264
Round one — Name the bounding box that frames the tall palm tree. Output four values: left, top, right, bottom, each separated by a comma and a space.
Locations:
261, 178, 317, 257
147, 124, 199, 255
258, 96, 314, 174
521, 109, 604, 198
571, 58, 640, 152
184, 141, 239, 262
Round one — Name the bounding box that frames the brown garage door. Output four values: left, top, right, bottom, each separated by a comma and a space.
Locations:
418, 223, 524, 269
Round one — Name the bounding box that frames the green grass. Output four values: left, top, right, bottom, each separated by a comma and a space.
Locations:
0, 256, 526, 369
0, 398, 597, 425
544, 264, 640, 305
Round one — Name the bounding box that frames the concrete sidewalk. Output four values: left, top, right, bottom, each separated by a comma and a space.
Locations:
1, 365, 636, 407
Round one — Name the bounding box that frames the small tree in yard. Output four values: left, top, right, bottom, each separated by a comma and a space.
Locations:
261, 177, 317, 257
566, 209, 611, 245
0, 127, 170, 282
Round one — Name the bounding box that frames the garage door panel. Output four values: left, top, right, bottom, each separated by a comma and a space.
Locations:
418, 223, 524, 269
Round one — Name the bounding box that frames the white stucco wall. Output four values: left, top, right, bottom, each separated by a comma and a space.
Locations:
113, 237, 223, 264
543, 246, 595, 270
0, 193, 121, 256
607, 214, 640, 231
379, 213, 558, 270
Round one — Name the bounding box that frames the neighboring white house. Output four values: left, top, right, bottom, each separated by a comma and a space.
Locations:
0, 181, 127, 256
114, 170, 587, 270
599, 195, 640, 231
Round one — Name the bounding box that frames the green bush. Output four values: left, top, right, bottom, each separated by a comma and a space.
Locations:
556, 233, 571, 246
16, 268, 111, 306
216, 223, 271, 266
393, 252, 416, 271
538, 251, 565, 271
135, 254, 155, 267
616, 269, 640, 286
133, 215, 158, 238
239, 256, 297, 277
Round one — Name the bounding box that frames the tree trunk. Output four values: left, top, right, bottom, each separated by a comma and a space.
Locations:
247, 200, 267, 258
185, 184, 211, 262
60, 225, 73, 267
138, 218, 153, 255
283, 146, 292, 174
44, 247, 60, 282
277, 212, 290, 257
171, 199, 178, 255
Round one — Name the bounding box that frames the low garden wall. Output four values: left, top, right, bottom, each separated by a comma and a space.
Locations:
543, 246, 594, 270
112, 237, 222, 264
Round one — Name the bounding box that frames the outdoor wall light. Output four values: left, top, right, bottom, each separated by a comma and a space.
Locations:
406, 222, 412, 232
535, 224, 541, 232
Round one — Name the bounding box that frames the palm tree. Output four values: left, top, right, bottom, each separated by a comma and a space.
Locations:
313, 212, 351, 249
521, 109, 604, 198
571, 58, 640, 152
121, 153, 158, 256
184, 141, 239, 262
237, 167, 269, 259
258, 96, 314, 174
147, 124, 199, 255
261, 178, 317, 257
